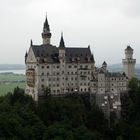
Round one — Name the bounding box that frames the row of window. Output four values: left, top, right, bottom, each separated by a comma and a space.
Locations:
51, 88, 90, 94
99, 78, 125, 81
41, 71, 91, 76
41, 65, 91, 69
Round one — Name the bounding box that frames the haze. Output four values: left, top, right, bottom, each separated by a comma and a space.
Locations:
0, 0, 140, 65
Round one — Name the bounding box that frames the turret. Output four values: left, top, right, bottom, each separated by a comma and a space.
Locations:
59, 33, 65, 59
102, 61, 107, 70
122, 46, 136, 79
41, 15, 52, 45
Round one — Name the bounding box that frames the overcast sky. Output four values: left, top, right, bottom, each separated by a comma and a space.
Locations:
0, 0, 140, 65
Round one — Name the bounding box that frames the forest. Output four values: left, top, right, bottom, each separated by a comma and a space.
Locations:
0, 78, 140, 140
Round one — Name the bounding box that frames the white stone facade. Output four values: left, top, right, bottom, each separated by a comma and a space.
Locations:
25, 16, 134, 118
122, 46, 136, 79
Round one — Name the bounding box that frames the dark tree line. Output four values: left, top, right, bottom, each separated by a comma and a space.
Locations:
0, 78, 140, 140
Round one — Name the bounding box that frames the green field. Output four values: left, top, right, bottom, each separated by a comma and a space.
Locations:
0, 73, 25, 96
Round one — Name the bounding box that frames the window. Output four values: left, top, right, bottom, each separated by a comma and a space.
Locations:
69, 65, 72, 68
74, 65, 77, 68
57, 66, 59, 69
41, 66, 44, 69
41, 84, 44, 88
47, 66, 49, 68
41, 79, 44, 82
47, 72, 49, 76
41, 72, 44, 75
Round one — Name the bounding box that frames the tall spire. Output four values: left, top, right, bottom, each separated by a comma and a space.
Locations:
59, 32, 65, 49
43, 13, 50, 32
42, 14, 52, 45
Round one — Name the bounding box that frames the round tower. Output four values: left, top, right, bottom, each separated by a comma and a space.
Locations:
122, 46, 136, 79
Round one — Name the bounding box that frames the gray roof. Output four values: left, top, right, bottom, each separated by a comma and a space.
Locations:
125, 45, 133, 51
106, 72, 126, 78
30, 44, 95, 63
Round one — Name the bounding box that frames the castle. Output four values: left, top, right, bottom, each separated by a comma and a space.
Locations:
25, 15, 136, 117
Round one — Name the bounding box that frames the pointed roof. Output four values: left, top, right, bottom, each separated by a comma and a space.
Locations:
102, 61, 107, 66
25, 51, 28, 57
59, 33, 65, 49
126, 45, 133, 51
30, 39, 33, 46
43, 14, 50, 31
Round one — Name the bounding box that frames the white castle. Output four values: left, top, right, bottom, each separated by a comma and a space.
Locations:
25, 16, 136, 117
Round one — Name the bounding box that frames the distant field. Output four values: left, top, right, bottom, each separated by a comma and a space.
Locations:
0, 83, 25, 96
0, 72, 25, 96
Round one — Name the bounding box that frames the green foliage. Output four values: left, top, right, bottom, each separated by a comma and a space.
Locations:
0, 87, 46, 140
1, 80, 140, 140
0, 89, 108, 140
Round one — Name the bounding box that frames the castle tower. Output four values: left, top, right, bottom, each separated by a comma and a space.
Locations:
41, 15, 52, 45
122, 46, 136, 79
58, 33, 66, 94
102, 61, 107, 71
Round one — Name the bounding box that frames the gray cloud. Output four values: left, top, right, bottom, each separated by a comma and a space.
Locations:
0, 0, 139, 64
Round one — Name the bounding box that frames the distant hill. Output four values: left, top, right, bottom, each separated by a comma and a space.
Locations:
0, 64, 25, 70
108, 63, 140, 79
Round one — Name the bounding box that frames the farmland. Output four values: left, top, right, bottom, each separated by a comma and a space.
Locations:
0, 72, 25, 96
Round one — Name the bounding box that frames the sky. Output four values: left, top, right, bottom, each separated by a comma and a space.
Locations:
0, 0, 140, 65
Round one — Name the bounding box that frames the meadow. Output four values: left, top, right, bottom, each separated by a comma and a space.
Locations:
0, 72, 25, 96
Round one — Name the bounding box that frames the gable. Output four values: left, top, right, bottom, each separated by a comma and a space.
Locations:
26, 47, 37, 63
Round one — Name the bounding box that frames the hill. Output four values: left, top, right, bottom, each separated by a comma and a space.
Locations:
0, 64, 25, 70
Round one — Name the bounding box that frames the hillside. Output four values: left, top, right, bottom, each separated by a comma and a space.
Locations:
0, 64, 25, 70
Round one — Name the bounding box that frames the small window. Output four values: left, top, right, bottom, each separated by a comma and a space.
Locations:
69, 65, 72, 68
41, 66, 44, 69
47, 66, 49, 68
74, 65, 77, 68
